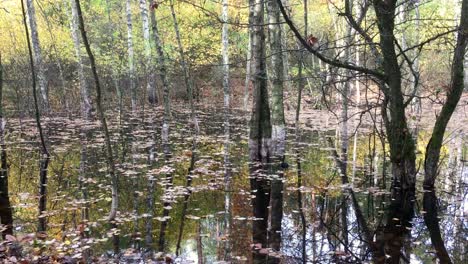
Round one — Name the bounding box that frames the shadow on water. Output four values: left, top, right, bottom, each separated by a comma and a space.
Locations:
0, 108, 465, 263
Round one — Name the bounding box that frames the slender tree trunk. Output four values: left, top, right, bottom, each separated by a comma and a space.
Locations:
175, 132, 197, 256
126, 0, 137, 112
221, 0, 232, 260
139, 0, 157, 105
21, 0, 50, 233
25, 0, 49, 112
169, 0, 198, 130
423, 191, 453, 263
249, 0, 271, 162
295, 0, 307, 127
465, 53, 468, 90
267, 0, 286, 158
196, 223, 204, 264
74, 0, 119, 253
222, 0, 230, 115
38, 4, 69, 115
149, 4, 171, 122
424, 0, 468, 188
69, 0, 92, 119
244, 33, 252, 111
145, 123, 157, 249
0, 53, 13, 238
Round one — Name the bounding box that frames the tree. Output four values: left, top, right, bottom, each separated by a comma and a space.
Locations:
126, 0, 137, 112
68, 0, 92, 119
73, 0, 119, 253
139, 0, 157, 105
424, 0, 468, 189
278, 0, 417, 191
25, 0, 49, 112
267, 0, 286, 158
149, 2, 170, 119
21, 0, 50, 233
249, 0, 271, 163
0, 52, 13, 238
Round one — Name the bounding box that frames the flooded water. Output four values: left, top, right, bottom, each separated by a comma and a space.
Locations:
1, 107, 466, 263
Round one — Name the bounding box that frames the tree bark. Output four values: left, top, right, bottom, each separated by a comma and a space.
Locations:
249, 0, 272, 162
69, 0, 92, 119
126, 0, 137, 112
73, 0, 119, 254
222, 0, 230, 116
21, 0, 50, 233
267, 0, 286, 158
25, 0, 49, 112
0, 53, 13, 238
169, 0, 197, 130
424, 0, 468, 188
374, 0, 417, 191
139, 0, 157, 105
149, 5, 171, 120
244, 33, 252, 111
423, 191, 453, 263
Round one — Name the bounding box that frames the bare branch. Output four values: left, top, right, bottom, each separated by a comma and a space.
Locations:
277, 0, 386, 80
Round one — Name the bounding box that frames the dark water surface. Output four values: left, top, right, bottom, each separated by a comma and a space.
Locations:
2, 108, 466, 263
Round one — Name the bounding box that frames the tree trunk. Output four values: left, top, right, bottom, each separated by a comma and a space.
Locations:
169, 0, 197, 130
0, 53, 13, 238
249, 0, 271, 162
21, 0, 50, 233
222, 0, 230, 116
423, 191, 453, 263
465, 53, 468, 90
244, 33, 252, 111
69, 0, 92, 119
374, 0, 416, 191
424, 0, 468, 188
267, 0, 286, 158
126, 0, 137, 112
73, 0, 119, 253
139, 0, 157, 105
26, 0, 49, 112
149, 5, 171, 119
295, 0, 307, 127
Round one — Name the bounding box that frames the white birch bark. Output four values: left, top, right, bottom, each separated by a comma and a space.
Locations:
126, 0, 137, 112
244, 34, 252, 111
69, 0, 92, 119
222, 0, 230, 112
149, 6, 170, 118
221, 1, 231, 258
26, 0, 49, 111
139, 0, 156, 104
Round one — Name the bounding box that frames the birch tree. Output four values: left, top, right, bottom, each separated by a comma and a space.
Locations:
69, 0, 92, 119
221, 0, 232, 259
73, 0, 119, 253
25, 0, 49, 111
150, 3, 170, 118
21, 0, 50, 233
126, 0, 137, 112
139, 0, 157, 105
169, 0, 197, 130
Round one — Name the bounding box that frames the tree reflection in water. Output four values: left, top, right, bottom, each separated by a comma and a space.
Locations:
0, 110, 465, 263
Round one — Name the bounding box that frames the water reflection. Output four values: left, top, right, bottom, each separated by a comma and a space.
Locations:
0, 110, 465, 263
